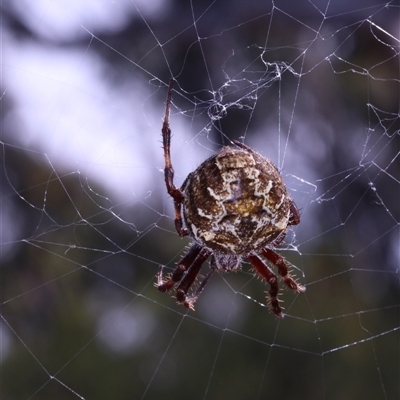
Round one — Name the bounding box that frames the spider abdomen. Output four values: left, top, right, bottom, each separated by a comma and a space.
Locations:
182, 146, 291, 254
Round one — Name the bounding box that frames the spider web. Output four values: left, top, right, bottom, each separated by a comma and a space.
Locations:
1, 0, 400, 399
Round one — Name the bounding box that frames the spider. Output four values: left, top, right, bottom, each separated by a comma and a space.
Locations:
156, 79, 305, 318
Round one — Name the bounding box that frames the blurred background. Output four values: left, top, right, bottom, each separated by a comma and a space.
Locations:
1, 0, 399, 399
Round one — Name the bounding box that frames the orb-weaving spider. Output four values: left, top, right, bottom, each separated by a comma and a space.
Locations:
156, 79, 305, 317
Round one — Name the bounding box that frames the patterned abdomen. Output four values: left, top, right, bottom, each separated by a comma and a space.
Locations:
182, 146, 291, 254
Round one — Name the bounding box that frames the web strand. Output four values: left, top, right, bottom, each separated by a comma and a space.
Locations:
1, 1, 400, 399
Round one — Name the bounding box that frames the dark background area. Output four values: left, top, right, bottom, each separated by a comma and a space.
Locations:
1, 1, 399, 399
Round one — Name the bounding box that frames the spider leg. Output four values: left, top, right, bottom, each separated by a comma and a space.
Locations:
247, 254, 283, 317
271, 201, 299, 247
262, 248, 306, 293
232, 140, 254, 152
288, 200, 300, 226
157, 243, 202, 292
162, 78, 188, 237
184, 256, 217, 309
271, 230, 287, 247
176, 248, 211, 310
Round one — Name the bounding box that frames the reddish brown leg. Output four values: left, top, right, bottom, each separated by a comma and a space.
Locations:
184, 256, 217, 309
157, 243, 202, 292
176, 248, 211, 309
289, 200, 300, 226
262, 248, 305, 292
232, 140, 254, 152
162, 78, 188, 237
247, 254, 283, 318
271, 230, 286, 247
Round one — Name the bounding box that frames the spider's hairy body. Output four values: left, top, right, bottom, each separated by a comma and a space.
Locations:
182, 146, 290, 256
156, 79, 305, 318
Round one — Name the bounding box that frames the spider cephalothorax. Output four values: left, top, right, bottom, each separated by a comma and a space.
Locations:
157, 79, 305, 317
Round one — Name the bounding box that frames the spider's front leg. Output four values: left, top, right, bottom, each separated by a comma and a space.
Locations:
262, 248, 306, 293
157, 244, 211, 310
249, 248, 305, 317
288, 200, 300, 226
162, 78, 188, 237
247, 254, 284, 317
157, 243, 202, 292
175, 247, 211, 309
